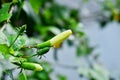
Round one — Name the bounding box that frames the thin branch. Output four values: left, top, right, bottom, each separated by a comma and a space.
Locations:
21, 45, 37, 49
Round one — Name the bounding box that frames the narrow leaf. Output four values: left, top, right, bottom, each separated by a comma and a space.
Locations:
18, 70, 27, 80
0, 3, 12, 22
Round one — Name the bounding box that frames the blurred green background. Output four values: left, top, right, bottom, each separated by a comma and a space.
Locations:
0, 0, 120, 80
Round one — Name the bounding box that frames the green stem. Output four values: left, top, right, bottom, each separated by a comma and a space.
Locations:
9, 33, 20, 48
21, 45, 37, 49
9, 25, 26, 48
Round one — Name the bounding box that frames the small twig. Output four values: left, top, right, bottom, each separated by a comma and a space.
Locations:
9, 25, 26, 48
21, 45, 37, 49
9, 33, 20, 48
0, 23, 6, 31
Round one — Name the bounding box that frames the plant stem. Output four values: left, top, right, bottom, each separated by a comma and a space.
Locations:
9, 33, 20, 48
21, 45, 37, 49
9, 25, 26, 48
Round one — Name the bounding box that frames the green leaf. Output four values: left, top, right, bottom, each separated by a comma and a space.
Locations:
33, 71, 51, 80
4, 70, 14, 80
0, 30, 8, 45
0, 44, 11, 59
18, 70, 27, 80
12, 0, 19, 3
29, 0, 41, 14
0, 3, 12, 22
78, 64, 110, 80
23, 1, 40, 24
76, 45, 86, 56
0, 44, 9, 54
57, 74, 67, 80
9, 47, 14, 55
12, 36, 26, 51
0, 13, 12, 22
76, 31, 85, 38
8, 35, 16, 46
0, 3, 11, 13
91, 64, 110, 80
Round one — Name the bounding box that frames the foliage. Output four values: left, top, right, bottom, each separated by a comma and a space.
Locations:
0, 0, 118, 80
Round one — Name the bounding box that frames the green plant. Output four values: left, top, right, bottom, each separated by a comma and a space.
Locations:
0, 0, 117, 80
0, 23, 72, 80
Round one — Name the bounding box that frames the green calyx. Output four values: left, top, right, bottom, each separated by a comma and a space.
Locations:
37, 40, 51, 49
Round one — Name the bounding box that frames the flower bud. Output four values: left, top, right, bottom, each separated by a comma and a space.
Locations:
37, 47, 50, 55
37, 30, 72, 48
50, 30, 72, 48
33, 47, 50, 56
13, 62, 43, 71
21, 62, 43, 71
